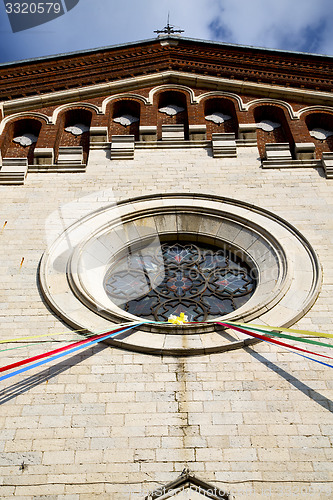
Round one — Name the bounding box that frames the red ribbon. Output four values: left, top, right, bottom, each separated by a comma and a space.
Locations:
0, 326, 130, 375
219, 322, 333, 361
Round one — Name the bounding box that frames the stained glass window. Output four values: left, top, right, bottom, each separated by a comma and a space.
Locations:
104, 242, 256, 322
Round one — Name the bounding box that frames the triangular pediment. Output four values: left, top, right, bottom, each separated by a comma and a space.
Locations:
1, 35, 333, 104
146, 472, 229, 500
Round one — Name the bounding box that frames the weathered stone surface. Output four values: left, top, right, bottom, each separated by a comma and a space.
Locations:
0, 144, 333, 500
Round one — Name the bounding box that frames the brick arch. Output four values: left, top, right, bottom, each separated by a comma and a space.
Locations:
54, 107, 93, 164
0, 117, 43, 165
52, 103, 100, 124
101, 93, 148, 115
155, 89, 189, 140
0, 112, 50, 135
304, 111, 333, 155
148, 84, 196, 105
252, 104, 294, 159
202, 97, 238, 139
247, 98, 297, 120
108, 98, 141, 140
298, 105, 333, 118
197, 91, 245, 112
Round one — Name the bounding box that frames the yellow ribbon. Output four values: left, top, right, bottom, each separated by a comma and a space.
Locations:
0, 328, 95, 345
1, 320, 331, 344
232, 322, 333, 339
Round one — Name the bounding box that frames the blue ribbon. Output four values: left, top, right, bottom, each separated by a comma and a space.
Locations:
0, 324, 141, 383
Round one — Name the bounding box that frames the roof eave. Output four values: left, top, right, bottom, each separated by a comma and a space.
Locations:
1, 34, 332, 69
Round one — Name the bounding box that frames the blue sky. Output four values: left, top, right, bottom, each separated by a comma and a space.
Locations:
0, 0, 333, 64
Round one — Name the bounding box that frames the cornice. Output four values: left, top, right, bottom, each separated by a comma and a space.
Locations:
3, 34, 332, 68
1, 38, 333, 102
2, 71, 333, 117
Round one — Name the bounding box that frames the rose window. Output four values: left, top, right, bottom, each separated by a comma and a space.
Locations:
104, 242, 256, 322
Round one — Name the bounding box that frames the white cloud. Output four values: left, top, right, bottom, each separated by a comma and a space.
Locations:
1, 0, 333, 63
210, 0, 333, 54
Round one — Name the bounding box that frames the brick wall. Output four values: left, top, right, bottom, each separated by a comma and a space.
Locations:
2, 86, 333, 162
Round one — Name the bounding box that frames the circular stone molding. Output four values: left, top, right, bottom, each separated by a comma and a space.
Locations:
40, 194, 322, 355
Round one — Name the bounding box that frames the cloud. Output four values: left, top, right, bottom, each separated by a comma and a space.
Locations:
209, 0, 333, 54
0, 0, 333, 64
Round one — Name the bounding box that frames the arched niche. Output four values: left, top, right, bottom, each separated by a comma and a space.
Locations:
203, 97, 238, 139
157, 90, 189, 140
109, 99, 141, 140
253, 105, 293, 159
55, 108, 92, 164
1, 118, 42, 165
305, 112, 333, 156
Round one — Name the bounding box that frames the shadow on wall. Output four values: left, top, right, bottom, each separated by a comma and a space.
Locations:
204, 97, 238, 140
253, 105, 292, 159
1, 118, 42, 164
305, 112, 333, 158
244, 346, 333, 413
55, 108, 92, 164
110, 100, 141, 140
157, 90, 189, 140
0, 343, 107, 405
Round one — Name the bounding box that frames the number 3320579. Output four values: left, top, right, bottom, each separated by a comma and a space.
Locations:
5, 3, 62, 14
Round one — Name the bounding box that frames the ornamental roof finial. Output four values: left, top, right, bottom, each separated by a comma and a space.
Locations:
154, 13, 184, 36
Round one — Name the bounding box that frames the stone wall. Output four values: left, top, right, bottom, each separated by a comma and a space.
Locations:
0, 146, 332, 499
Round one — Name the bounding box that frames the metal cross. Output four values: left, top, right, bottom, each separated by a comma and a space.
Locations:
154, 14, 184, 35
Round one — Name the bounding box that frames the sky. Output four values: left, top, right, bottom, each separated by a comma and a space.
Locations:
0, 0, 333, 65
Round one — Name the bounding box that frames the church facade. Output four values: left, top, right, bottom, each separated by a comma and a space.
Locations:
0, 35, 333, 499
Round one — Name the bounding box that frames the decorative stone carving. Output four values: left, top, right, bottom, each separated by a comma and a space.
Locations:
257, 120, 281, 132
113, 115, 139, 127
40, 194, 322, 356
13, 134, 38, 147
65, 123, 89, 136
159, 104, 184, 116
205, 112, 231, 124
309, 128, 333, 141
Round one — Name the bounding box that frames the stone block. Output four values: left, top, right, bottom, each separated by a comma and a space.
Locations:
33, 147, 54, 165
0, 158, 28, 184
42, 450, 75, 465
294, 142, 315, 160
90, 126, 108, 143
110, 135, 135, 159
265, 142, 292, 159
238, 123, 257, 140
139, 125, 157, 141
212, 132, 237, 157
57, 146, 83, 165
189, 124, 206, 140
322, 152, 333, 179
161, 124, 185, 141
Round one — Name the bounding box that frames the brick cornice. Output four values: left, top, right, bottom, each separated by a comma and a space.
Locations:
3, 71, 333, 118
1, 37, 333, 102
